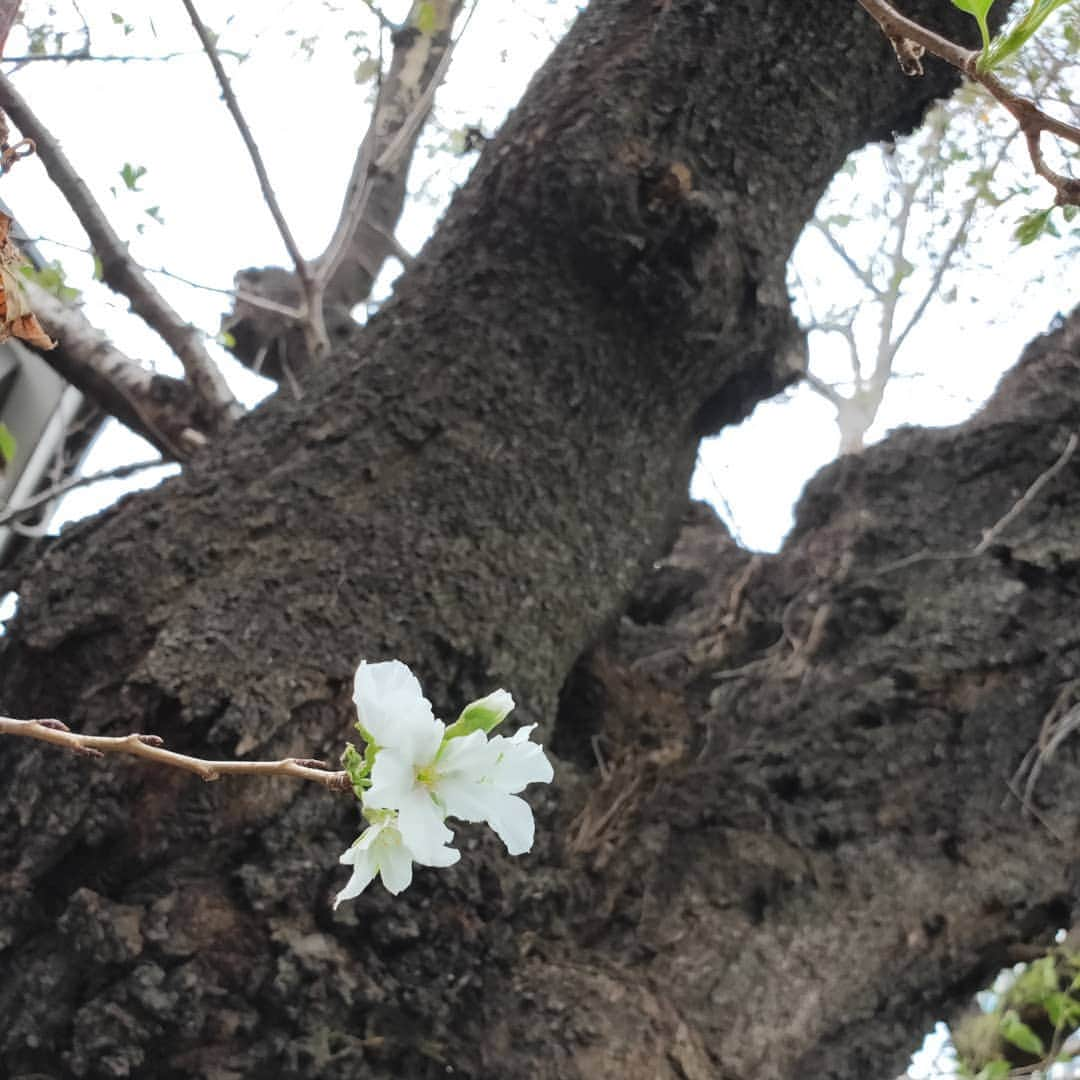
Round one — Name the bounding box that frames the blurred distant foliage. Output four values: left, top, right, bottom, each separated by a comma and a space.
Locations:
791, 0, 1078, 455
907, 942, 1080, 1078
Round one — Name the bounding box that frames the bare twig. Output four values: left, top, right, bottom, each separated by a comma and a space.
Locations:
809, 219, 881, 296
0, 73, 242, 427
974, 432, 1078, 554
0, 716, 354, 793
179, 0, 323, 359
0, 458, 165, 526
27, 233, 306, 320
365, 1, 400, 33
1, 48, 250, 64
857, 431, 1079, 583
855, 0, 1080, 205
1008, 679, 1080, 825
801, 368, 845, 408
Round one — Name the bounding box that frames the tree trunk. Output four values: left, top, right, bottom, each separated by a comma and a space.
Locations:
0, 2, 1034, 1077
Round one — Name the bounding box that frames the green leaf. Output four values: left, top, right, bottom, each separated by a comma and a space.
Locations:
111, 11, 124, 23
1014, 207, 1056, 245
119, 162, 146, 192
0, 422, 16, 471
19, 261, 80, 303
416, 1, 437, 35
216, 330, 236, 349
974, 1062, 1011, 1080
353, 57, 380, 83
999, 1009, 1045, 1056
1063, 205, 1078, 223
1043, 990, 1080, 1028
950, 0, 996, 58
143, 205, 164, 225
92, 253, 104, 282
984, 0, 1072, 69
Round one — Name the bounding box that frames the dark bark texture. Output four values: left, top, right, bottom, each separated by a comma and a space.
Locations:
0, 1, 1052, 1077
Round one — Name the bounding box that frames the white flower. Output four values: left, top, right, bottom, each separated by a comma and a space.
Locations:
355, 660, 455, 861
434, 724, 554, 855
354, 658, 438, 752
356, 660, 553, 859
334, 811, 459, 908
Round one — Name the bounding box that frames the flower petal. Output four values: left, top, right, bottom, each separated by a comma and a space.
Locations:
487, 726, 554, 792
334, 859, 376, 908
378, 838, 414, 894
483, 792, 536, 855
396, 785, 454, 860
436, 728, 495, 775
416, 842, 461, 869
353, 659, 435, 748
365, 748, 420, 809
435, 772, 500, 824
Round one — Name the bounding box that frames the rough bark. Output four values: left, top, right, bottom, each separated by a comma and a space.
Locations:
0, 1, 1024, 1078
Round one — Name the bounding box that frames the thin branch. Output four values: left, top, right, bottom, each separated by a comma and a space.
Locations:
854, 431, 1079, 583
363, 0, 400, 33
178, 0, 327, 357
0, 717, 354, 793
27, 233, 305, 320
855, 0, 1080, 205
145, 269, 303, 320
801, 368, 845, 408
1, 48, 250, 64
0, 73, 242, 427
855, 0, 976, 71
809, 218, 882, 296
890, 155, 1001, 357
0, 458, 165, 526
974, 431, 1079, 554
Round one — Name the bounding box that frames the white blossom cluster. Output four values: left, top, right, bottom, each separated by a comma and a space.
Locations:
335, 660, 553, 907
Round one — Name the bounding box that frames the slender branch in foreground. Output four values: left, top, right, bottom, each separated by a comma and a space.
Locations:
862, 430, 1080, 579
801, 368, 845, 408
178, 0, 328, 359
27, 233, 306, 320
0, 717, 354, 793
854, 0, 1080, 205
974, 431, 1079, 554
0, 458, 165, 526
0, 73, 243, 426
1, 48, 250, 64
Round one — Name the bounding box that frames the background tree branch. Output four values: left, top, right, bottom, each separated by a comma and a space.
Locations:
0, 70, 242, 435
227, 0, 467, 383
